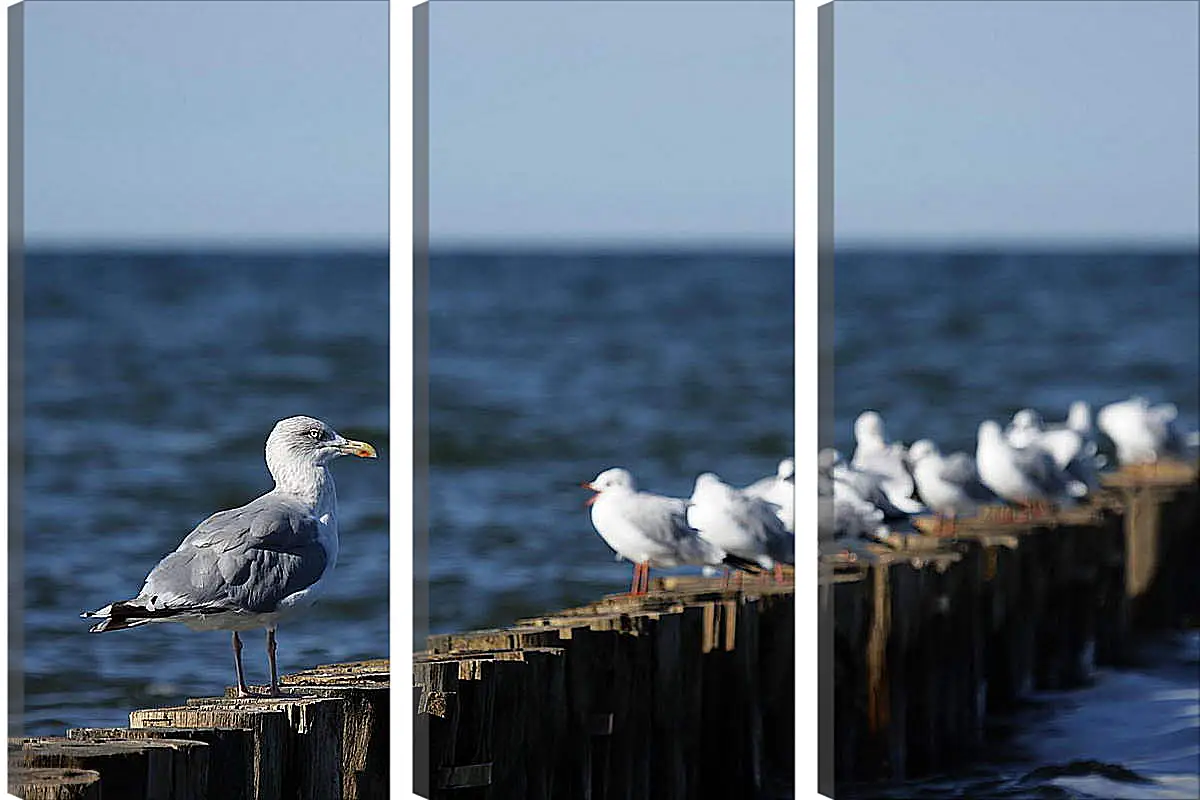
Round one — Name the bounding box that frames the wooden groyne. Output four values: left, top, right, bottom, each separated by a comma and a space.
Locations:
826, 461, 1200, 785
414, 576, 797, 799
411, 463, 1197, 797
8, 660, 389, 800
11, 464, 1195, 798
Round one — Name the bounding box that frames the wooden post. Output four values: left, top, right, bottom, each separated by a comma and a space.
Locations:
10, 737, 207, 800
130, 696, 342, 800
6, 767, 101, 800
67, 727, 252, 800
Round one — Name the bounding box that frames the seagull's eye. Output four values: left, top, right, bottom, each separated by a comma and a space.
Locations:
308, 428, 323, 440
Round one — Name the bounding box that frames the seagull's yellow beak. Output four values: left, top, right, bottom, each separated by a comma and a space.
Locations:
339, 439, 378, 459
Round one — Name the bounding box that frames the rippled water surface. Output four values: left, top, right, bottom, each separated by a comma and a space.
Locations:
832, 250, 1199, 454
16, 250, 389, 735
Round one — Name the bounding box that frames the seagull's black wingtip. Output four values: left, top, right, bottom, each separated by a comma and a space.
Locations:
721, 553, 765, 573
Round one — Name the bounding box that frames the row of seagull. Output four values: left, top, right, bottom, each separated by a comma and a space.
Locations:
821, 397, 1198, 542
582, 460, 795, 594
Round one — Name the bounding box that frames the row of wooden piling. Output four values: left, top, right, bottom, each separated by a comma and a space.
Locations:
415, 574, 797, 800
10, 463, 1196, 798
825, 461, 1199, 786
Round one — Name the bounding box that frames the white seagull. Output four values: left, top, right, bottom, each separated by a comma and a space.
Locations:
688, 472, 794, 581
819, 449, 889, 542
743, 457, 795, 533
1097, 397, 1189, 466
1006, 405, 1102, 494
908, 439, 997, 534
832, 450, 924, 519
82, 416, 378, 696
976, 420, 1082, 515
851, 411, 921, 512
582, 468, 759, 595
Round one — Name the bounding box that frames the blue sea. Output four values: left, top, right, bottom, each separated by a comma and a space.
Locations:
14, 250, 389, 736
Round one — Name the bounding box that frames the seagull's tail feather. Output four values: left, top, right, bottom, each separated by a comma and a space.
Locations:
721, 553, 765, 574
81, 600, 214, 632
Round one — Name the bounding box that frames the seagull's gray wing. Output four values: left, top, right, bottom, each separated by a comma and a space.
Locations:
730, 493, 789, 543
630, 492, 724, 563
139, 494, 328, 616
940, 453, 997, 502
1010, 446, 1067, 495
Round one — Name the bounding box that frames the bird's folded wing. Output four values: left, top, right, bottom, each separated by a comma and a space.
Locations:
939, 453, 979, 485
139, 497, 328, 616
624, 493, 696, 544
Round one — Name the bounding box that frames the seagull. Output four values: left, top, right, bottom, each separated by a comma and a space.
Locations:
1097, 396, 1189, 466
1006, 406, 1102, 494
688, 472, 794, 581
831, 449, 924, 519
1005, 408, 1045, 450
908, 439, 997, 534
582, 468, 759, 595
81, 416, 378, 697
851, 410, 920, 511
976, 420, 1081, 515
819, 449, 888, 541
743, 457, 795, 532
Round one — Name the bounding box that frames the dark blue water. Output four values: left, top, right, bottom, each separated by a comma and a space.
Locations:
832, 250, 1199, 455
427, 250, 795, 634
15, 250, 389, 736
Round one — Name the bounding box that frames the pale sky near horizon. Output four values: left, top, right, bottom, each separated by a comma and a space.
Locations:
16, 0, 1200, 247
834, 0, 1199, 246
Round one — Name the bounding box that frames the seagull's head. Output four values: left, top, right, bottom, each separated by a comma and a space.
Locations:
777, 458, 795, 481
689, 472, 726, 503
581, 467, 635, 506
854, 411, 885, 444
978, 420, 1004, 446
907, 439, 939, 466
1011, 408, 1042, 431
1067, 401, 1092, 433
267, 416, 378, 471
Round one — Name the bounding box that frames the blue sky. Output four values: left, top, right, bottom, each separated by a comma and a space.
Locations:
19, 0, 1199, 247
835, 0, 1199, 246
23, 0, 387, 247
428, 1, 794, 247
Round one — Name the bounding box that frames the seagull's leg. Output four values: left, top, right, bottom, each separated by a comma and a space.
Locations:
639, 562, 651, 595
773, 563, 784, 584
267, 628, 280, 696
232, 631, 250, 697
629, 563, 641, 595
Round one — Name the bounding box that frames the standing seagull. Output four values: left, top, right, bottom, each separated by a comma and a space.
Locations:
744, 457, 795, 533
689, 472, 794, 581
908, 439, 996, 534
851, 411, 921, 511
1098, 397, 1189, 466
582, 468, 758, 595
82, 416, 378, 697
976, 420, 1080, 515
